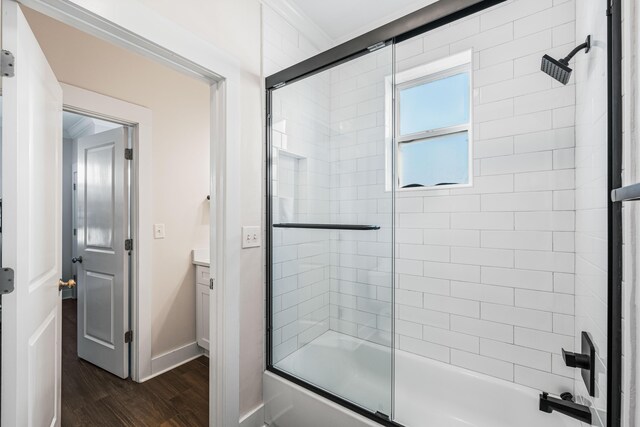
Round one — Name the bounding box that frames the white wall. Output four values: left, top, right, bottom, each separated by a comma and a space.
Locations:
262, 5, 325, 77
574, 1, 608, 425
622, 0, 640, 426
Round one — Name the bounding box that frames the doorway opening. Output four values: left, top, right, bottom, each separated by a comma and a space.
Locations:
60, 110, 132, 377
0, 0, 237, 422
1, 3, 212, 425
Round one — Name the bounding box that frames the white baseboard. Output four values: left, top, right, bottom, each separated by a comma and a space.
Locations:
147, 341, 204, 380
239, 403, 265, 427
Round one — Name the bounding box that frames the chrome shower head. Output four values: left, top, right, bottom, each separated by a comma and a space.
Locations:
541, 35, 591, 85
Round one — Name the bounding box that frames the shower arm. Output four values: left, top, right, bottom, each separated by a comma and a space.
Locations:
561, 35, 591, 64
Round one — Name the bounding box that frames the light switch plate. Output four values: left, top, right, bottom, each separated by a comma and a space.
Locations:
242, 226, 261, 248
154, 223, 165, 239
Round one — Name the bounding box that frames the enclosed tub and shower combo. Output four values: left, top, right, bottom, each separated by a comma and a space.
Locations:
264, 0, 622, 426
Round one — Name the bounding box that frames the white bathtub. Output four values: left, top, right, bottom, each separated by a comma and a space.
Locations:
265, 331, 581, 427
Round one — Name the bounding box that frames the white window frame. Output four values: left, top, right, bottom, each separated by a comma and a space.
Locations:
386, 49, 474, 192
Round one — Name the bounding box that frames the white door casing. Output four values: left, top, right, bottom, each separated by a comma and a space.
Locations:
76, 127, 129, 379
1, 1, 63, 426
71, 168, 78, 299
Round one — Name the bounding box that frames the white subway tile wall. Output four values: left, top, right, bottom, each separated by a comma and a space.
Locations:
266, 7, 333, 363
574, 0, 608, 425
387, 0, 577, 393
265, 0, 592, 400
328, 47, 394, 348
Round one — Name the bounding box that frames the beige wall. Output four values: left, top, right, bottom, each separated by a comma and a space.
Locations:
23, 7, 211, 359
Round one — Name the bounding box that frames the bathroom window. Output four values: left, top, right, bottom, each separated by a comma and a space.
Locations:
391, 51, 473, 190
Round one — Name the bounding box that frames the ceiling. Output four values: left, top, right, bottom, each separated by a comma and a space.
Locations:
288, 0, 438, 44
62, 111, 120, 139
62, 111, 85, 132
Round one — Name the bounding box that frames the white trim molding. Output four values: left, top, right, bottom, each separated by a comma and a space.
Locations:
239, 404, 265, 427
149, 341, 204, 379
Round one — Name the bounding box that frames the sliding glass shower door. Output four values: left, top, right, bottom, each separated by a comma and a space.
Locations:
268, 45, 395, 416
266, 1, 615, 426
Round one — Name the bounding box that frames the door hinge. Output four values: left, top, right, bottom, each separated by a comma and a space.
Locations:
0, 268, 15, 295
73, 228, 77, 236
1, 50, 15, 78
209, 278, 214, 290
125, 239, 133, 251
73, 183, 76, 191
124, 330, 133, 343
124, 148, 133, 160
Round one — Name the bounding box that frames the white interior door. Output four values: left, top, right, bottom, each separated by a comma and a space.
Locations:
1, 2, 63, 426
76, 127, 129, 379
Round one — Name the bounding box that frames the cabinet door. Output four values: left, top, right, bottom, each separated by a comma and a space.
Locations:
196, 283, 210, 351
196, 265, 210, 286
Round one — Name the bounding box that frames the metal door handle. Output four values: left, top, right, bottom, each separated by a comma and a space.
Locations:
58, 279, 76, 292
72, 256, 83, 264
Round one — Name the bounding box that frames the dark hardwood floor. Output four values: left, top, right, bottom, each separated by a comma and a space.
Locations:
62, 299, 209, 426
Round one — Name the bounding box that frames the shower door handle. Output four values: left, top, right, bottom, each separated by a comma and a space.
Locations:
561, 348, 590, 369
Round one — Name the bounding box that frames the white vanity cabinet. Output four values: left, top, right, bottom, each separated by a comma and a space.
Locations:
195, 265, 210, 351
193, 249, 210, 352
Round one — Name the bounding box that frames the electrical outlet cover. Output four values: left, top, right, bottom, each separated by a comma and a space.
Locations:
242, 226, 261, 248
154, 223, 165, 239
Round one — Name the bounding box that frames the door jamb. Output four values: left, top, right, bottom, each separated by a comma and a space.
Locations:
61, 82, 152, 382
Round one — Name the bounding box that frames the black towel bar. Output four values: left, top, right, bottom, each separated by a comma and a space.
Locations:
272, 223, 380, 231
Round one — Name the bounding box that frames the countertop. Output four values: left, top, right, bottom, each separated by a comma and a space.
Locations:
192, 249, 210, 267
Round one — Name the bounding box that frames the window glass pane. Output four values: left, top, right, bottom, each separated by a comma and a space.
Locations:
399, 72, 470, 135
398, 132, 469, 188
